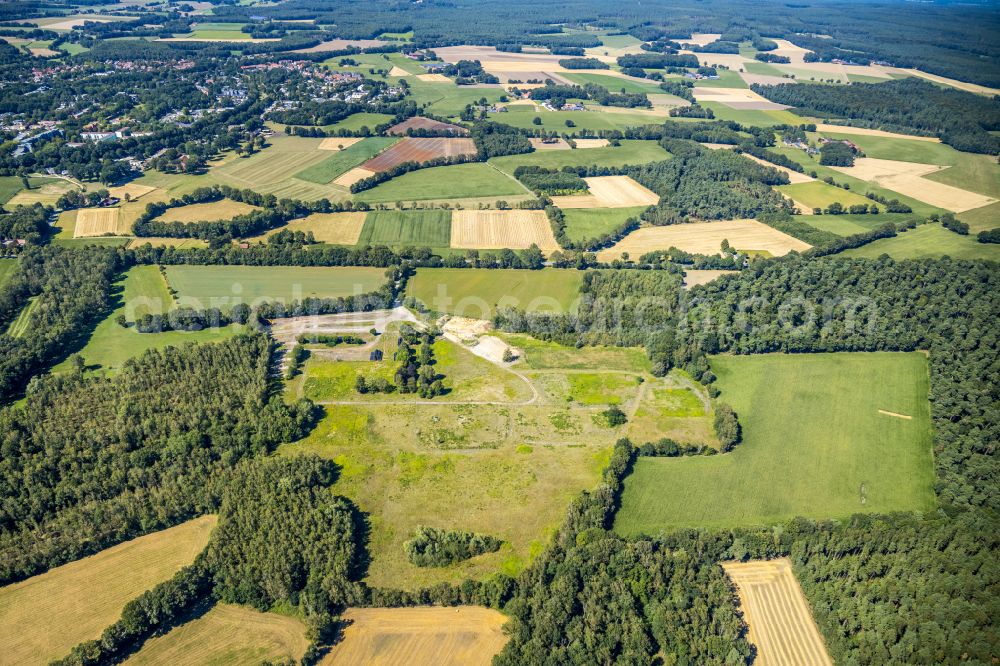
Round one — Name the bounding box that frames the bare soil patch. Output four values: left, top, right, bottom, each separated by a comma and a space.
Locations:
361, 137, 477, 172
722, 558, 833, 666
322, 607, 509, 666
388, 117, 470, 136
318, 137, 363, 151
450, 209, 560, 251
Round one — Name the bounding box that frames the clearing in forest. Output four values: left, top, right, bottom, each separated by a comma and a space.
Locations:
722, 558, 833, 666
550, 176, 659, 209
829, 158, 996, 213
323, 607, 508, 666
0, 516, 216, 665
449, 209, 560, 251
597, 219, 810, 261
127, 603, 308, 665
74, 207, 123, 237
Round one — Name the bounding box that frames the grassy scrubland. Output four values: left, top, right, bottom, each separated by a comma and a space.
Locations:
406, 268, 584, 317
615, 352, 937, 534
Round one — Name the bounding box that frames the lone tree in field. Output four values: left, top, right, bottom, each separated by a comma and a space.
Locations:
714, 402, 741, 451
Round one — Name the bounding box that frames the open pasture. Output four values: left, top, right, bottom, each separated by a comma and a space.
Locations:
127, 603, 308, 665
722, 558, 833, 666
321, 112, 394, 133
164, 265, 388, 310
251, 212, 367, 245
561, 206, 648, 243
597, 219, 810, 260
830, 158, 996, 213
323, 607, 508, 666
450, 209, 560, 251
155, 199, 258, 224
0, 516, 216, 665
406, 268, 583, 317
490, 140, 669, 174
614, 352, 936, 534
842, 223, 1000, 261
776, 181, 875, 210
295, 137, 398, 184
387, 117, 470, 135
73, 207, 125, 237
550, 176, 659, 209
358, 210, 452, 246
353, 163, 530, 203
361, 137, 477, 172
6, 177, 77, 207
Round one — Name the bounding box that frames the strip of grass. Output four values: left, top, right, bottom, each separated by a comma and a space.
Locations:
354, 163, 529, 203
777, 180, 878, 209
164, 265, 388, 310
614, 352, 937, 534
294, 137, 398, 183
406, 267, 583, 318
799, 212, 917, 237
322, 112, 394, 132
840, 223, 1000, 261
0, 258, 17, 289
559, 73, 666, 94
489, 106, 663, 132
358, 210, 452, 246
489, 140, 669, 174
560, 206, 647, 243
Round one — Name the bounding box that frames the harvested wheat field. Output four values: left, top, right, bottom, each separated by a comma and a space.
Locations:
318, 137, 364, 151
693, 87, 789, 110
573, 138, 611, 149
831, 158, 996, 213
530, 137, 571, 150
813, 124, 940, 142
741, 154, 813, 184
334, 167, 376, 188
108, 183, 157, 200
361, 137, 477, 172
322, 607, 509, 666
722, 558, 833, 666
157, 200, 259, 223
251, 212, 367, 245
388, 66, 410, 77
597, 219, 810, 261
551, 176, 659, 209
416, 73, 451, 82
0, 515, 216, 665
450, 209, 560, 251
388, 117, 470, 136
127, 603, 308, 665
74, 207, 123, 237
683, 269, 738, 287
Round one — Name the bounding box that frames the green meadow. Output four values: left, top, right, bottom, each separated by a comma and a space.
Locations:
406, 268, 584, 318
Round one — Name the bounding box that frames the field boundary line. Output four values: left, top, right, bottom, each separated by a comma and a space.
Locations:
878, 409, 912, 419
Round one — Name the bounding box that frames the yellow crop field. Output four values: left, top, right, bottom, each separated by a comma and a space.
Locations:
450, 209, 560, 251
830, 158, 996, 213
108, 183, 158, 200
722, 558, 833, 666
319, 137, 363, 151
334, 167, 376, 187
597, 219, 811, 261
74, 207, 124, 237
250, 212, 367, 244
551, 176, 659, 209
126, 603, 308, 665
322, 607, 509, 666
0, 516, 216, 665
156, 200, 258, 224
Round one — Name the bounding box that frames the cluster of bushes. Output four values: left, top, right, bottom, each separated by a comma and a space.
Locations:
818, 140, 857, 166
669, 104, 714, 118
471, 122, 532, 159
441, 59, 498, 84
977, 228, 1000, 244
404, 526, 502, 567
530, 83, 650, 109
284, 344, 307, 379
755, 52, 791, 63
514, 166, 587, 194
393, 325, 445, 398
0, 204, 51, 246
816, 201, 881, 215
617, 52, 699, 69
297, 333, 365, 346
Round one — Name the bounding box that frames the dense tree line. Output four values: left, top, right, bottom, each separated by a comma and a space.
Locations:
404, 526, 502, 567
752, 78, 1000, 154
470, 121, 533, 159
0, 203, 51, 245
514, 166, 588, 194
558, 57, 609, 70
0, 334, 317, 584
529, 83, 651, 109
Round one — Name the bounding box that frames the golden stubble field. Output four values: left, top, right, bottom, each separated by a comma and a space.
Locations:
74, 207, 125, 237
722, 558, 833, 666
322, 607, 509, 666
551, 175, 660, 209
450, 209, 560, 251
597, 219, 810, 260
249, 211, 368, 245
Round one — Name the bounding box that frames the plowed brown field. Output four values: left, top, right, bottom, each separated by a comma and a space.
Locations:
361, 137, 477, 172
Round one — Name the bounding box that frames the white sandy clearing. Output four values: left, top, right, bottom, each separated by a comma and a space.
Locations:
529, 138, 571, 150
597, 219, 810, 261
572, 138, 611, 149
388, 66, 410, 77
416, 73, 451, 82
333, 167, 376, 188
830, 158, 996, 213
441, 316, 493, 339
319, 137, 363, 151
741, 154, 814, 184
723, 559, 833, 666
813, 123, 940, 142
550, 176, 659, 209
450, 209, 560, 251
